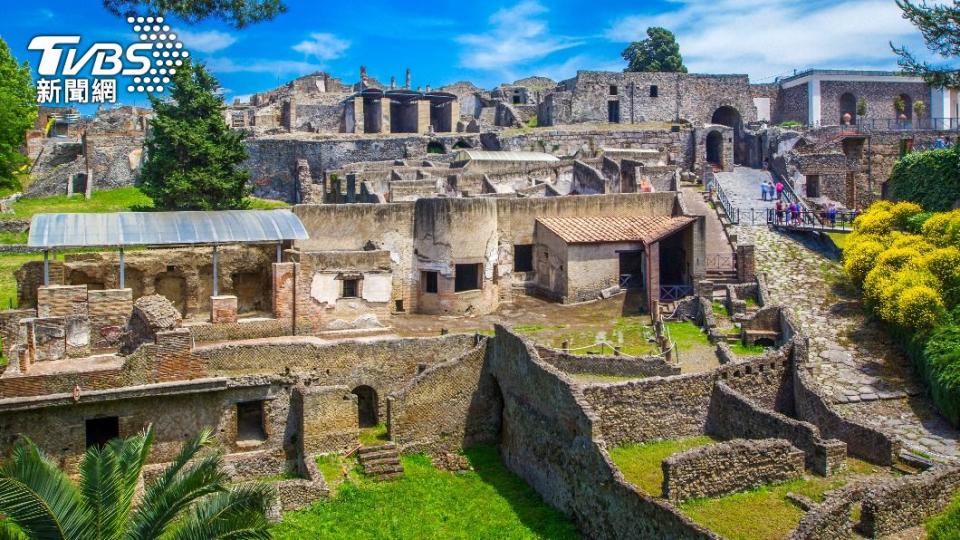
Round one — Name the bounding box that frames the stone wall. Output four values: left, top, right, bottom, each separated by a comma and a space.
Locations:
860, 465, 960, 537
488, 326, 717, 539
387, 339, 501, 453
295, 384, 359, 455
496, 128, 694, 170
536, 346, 680, 377
662, 438, 804, 502
706, 382, 847, 475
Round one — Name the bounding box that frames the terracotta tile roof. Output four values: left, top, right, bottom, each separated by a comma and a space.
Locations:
536, 215, 695, 244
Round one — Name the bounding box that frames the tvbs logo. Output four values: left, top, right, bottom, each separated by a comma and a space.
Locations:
29, 16, 190, 104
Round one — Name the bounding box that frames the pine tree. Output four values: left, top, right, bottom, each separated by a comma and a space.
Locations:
622, 27, 687, 73
892, 0, 960, 87
0, 37, 37, 191
103, 0, 286, 28
140, 60, 251, 210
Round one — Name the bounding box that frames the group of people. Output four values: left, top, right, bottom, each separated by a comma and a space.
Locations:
772, 200, 805, 225
760, 179, 784, 201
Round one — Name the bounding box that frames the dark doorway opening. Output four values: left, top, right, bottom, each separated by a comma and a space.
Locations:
362, 96, 382, 133
85, 416, 119, 449
806, 175, 821, 198
754, 337, 777, 347
659, 232, 688, 285
619, 250, 644, 289
72, 173, 87, 195
706, 131, 723, 166
839, 93, 857, 125
427, 141, 446, 154
236, 401, 267, 442
607, 100, 620, 123
513, 244, 533, 272
712, 106, 743, 164
422, 271, 438, 293
454, 263, 481, 292
353, 385, 378, 427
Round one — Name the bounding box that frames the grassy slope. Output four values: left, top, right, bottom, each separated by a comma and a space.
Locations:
275, 447, 578, 539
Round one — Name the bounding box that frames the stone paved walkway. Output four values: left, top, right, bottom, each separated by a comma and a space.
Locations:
738, 226, 960, 461
715, 167, 778, 225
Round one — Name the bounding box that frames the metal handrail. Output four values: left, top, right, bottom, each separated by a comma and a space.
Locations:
660, 284, 694, 301
767, 209, 858, 231
707, 175, 739, 225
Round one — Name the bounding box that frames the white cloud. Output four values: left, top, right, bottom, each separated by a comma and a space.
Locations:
177, 29, 238, 54
457, 1, 584, 78
606, 0, 924, 80
292, 33, 350, 62
205, 57, 322, 76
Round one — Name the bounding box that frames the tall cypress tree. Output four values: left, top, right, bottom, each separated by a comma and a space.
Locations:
892, 0, 960, 87
0, 37, 37, 191
140, 60, 250, 210
621, 27, 687, 73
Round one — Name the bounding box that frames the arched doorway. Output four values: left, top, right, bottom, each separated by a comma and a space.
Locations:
711, 106, 744, 164
352, 385, 378, 427
839, 93, 857, 125
706, 131, 723, 167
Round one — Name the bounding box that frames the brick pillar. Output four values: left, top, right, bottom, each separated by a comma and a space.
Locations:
210, 295, 238, 324
37, 285, 88, 318
272, 262, 296, 322
646, 241, 660, 315
737, 244, 756, 283
154, 328, 197, 381
448, 101, 460, 133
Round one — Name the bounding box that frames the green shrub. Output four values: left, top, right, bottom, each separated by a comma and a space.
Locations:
889, 147, 960, 212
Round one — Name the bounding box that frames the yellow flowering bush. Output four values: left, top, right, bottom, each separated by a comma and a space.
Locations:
843, 239, 887, 285
890, 201, 924, 229
853, 209, 894, 236
898, 286, 945, 330
922, 209, 960, 247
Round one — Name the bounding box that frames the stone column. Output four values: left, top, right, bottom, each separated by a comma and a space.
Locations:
381, 97, 392, 134
416, 99, 431, 134
736, 244, 756, 283
448, 101, 460, 133
353, 98, 364, 134
646, 241, 660, 315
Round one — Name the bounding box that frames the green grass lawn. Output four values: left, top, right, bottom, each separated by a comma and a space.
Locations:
359, 423, 389, 446
826, 231, 850, 252
927, 492, 960, 539
276, 447, 578, 539
610, 436, 879, 540
0, 187, 289, 223
568, 372, 645, 383
729, 342, 767, 357
513, 316, 660, 357
664, 321, 712, 353
609, 436, 717, 495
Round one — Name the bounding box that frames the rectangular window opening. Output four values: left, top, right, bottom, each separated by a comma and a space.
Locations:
85, 416, 119, 449
342, 278, 359, 298
609, 85, 618, 96
454, 264, 482, 292
650, 85, 659, 98
395, 299, 404, 312
422, 271, 438, 294
514, 244, 534, 273
237, 401, 267, 442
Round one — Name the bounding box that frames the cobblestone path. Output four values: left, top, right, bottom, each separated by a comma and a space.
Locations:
715, 166, 778, 224
738, 226, 960, 460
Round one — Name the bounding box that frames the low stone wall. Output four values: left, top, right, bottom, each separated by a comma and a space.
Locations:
662, 438, 804, 502
295, 384, 358, 455
489, 326, 717, 539
707, 382, 846, 475
275, 478, 329, 512
790, 338, 899, 465
187, 318, 290, 343
788, 482, 874, 540
536, 346, 680, 378
860, 465, 960, 537
387, 339, 501, 453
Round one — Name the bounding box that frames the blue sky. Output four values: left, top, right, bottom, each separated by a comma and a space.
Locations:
0, 0, 938, 109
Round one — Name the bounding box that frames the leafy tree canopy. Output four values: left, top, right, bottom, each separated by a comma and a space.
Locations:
621, 27, 687, 73
0, 37, 37, 191
103, 0, 286, 28
139, 60, 252, 210
892, 0, 960, 87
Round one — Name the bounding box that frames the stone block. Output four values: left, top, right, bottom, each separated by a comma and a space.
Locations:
210, 295, 238, 324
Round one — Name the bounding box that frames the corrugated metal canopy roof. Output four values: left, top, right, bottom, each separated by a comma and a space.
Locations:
28, 209, 309, 248
456, 150, 560, 162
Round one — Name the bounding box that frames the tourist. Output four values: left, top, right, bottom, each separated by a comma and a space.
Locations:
935, 136, 947, 149
775, 200, 784, 224
775, 181, 784, 200
827, 203, 837, 227
790, 202, 801, 225
760, 180, 768, 201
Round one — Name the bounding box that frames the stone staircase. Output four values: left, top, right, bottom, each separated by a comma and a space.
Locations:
358, 443, 404, 481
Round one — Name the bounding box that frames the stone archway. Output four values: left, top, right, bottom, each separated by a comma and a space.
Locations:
352, 385, 378, 427
711, 106, 744, 164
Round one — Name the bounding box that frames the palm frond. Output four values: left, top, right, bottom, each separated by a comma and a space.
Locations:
0, 438, 91, 540
0, 519, 29, 540
80, 427, 154, 540
166, 484, 273, 540
126, 430, 225, 540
